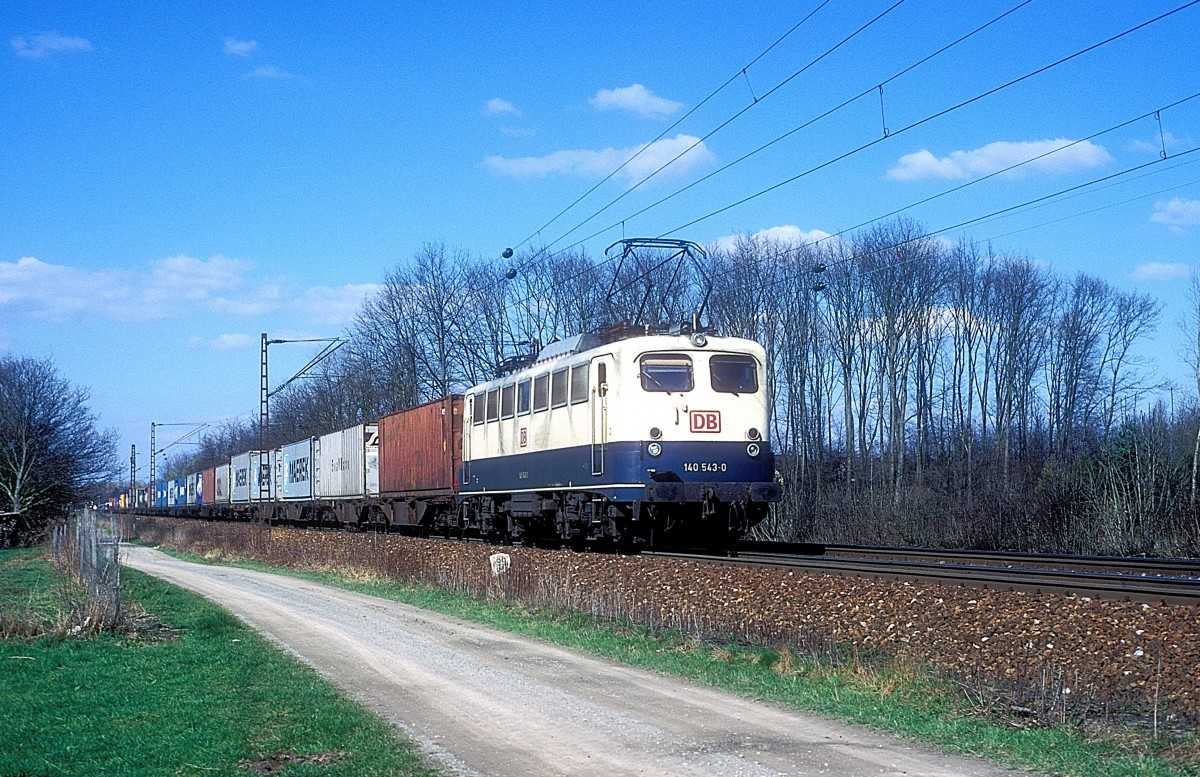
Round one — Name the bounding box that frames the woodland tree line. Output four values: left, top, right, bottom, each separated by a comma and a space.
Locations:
173, 218, 1200, 556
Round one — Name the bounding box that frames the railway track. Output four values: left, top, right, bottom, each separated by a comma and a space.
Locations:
647, 543, 1200, 606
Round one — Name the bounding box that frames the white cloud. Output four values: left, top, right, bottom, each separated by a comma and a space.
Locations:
712, 226, 833, 254
590, 84, 682, 120
1129, 132, 1187, 155
484, 134, 713, 186
1150, 198, 1200, 227
187, 333, 257, 350
0, 256, 130, 321
751, 225, 832, 246
244, 65, 294, 80
224, 37, 258, 57
300, 283, 383, 325
0, 254, 370, 327
484, 98, 520, 117
150, 254, 245, 301
1129, 262, 1192, 282
887, 139, 1113, 181
11, 32, 93, 59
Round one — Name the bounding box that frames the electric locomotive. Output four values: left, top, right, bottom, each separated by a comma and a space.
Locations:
457, 324, 779, 548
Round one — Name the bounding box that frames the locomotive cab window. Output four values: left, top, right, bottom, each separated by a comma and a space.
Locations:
470, 394, 484, 425
570, 363, 589, 404
500, 384, 515, 419
533, 373, 550, 412
640, 354, 693, 392
551, 368, 569, 408
486, 388, 500, 422
517, 379, 531, 415
710, 354, 759, 395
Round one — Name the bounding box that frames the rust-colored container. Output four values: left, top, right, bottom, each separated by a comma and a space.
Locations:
201, 466, 216, 505
379, 395, 463, 496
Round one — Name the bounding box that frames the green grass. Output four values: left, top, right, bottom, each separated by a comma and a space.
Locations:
0, 547, 64, 633
0, 548, 440, 777
164, 550, 1199, 777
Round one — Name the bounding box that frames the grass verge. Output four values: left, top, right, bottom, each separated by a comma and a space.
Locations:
0, 547, 62, 636
0, 548, 441, 777
163, 548, 1199, 777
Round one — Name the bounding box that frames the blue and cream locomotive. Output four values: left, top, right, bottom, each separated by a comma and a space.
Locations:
458, 324, 779, 548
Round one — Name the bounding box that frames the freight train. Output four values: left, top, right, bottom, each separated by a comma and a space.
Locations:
127, 241, 781, 548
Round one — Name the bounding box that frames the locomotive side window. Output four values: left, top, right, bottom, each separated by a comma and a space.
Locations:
570, 363, 589, 404
517, 379, 531, 415
710, 355, 759, 394
500, 384, 515, 419
551, 368, 569, 408
470, 394, 484, 425
533, 373, 550, 412
640, 354, 693, 392
486, 388, 500, 422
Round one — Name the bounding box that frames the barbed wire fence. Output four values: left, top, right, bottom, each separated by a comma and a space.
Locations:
50, 507, 123, 635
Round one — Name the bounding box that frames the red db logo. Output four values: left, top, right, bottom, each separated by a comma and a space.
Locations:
690, 410, 721, 433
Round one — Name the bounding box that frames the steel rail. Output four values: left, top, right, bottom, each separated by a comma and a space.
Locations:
646, 550, 1200, 607
736, 541, 1200, 578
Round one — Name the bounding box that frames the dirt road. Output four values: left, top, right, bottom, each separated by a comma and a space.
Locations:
122, 545, 1023, 776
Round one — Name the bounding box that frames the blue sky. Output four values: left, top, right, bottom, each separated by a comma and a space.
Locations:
3, 1, 1199, 480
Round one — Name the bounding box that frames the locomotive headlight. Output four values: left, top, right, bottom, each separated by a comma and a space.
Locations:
748, 427, 761, 440
649, 426, 662, 440
747, 443, 761, 458
647, 442, 662, 457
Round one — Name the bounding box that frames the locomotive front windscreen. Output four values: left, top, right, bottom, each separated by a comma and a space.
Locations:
710, 354, 759, 394
640, 354, 694, 392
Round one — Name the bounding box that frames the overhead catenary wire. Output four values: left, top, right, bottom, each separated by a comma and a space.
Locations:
799, 91, 1200, 253
819, 145, 1200, 281
510, 0, 835, 254
550, 0, 1041, 254
538, 0, 918, 254
657, 0, 1200, 243
976, 171, 1200, 244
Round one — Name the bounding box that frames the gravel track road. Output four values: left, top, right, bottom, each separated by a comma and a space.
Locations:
122, 545, 1024, 777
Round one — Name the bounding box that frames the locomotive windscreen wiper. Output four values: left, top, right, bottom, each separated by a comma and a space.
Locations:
710, 371, 740, 397
640, 370, 672, 394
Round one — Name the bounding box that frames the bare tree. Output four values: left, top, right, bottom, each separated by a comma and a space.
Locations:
985, 257, 1053, 485
1183, 274, 1200, 512
0, 355, 117, 544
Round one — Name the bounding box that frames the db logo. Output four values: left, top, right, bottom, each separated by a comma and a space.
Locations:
520, 428, 528, 448
690, 410, 721, 433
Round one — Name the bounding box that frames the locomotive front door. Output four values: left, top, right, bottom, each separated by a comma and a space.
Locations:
463, 394, 472, 484
591, 357, 610, 476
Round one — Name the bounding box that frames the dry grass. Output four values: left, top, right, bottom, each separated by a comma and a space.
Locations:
774, 646, 798, 676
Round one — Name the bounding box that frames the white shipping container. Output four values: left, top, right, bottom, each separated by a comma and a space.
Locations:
187, 471, 201, 506
251, 450, 274, 501
277, 438, 316, 500
231, 452, 252, 503
214, 463, 231, 504
316, 424, 379, 499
